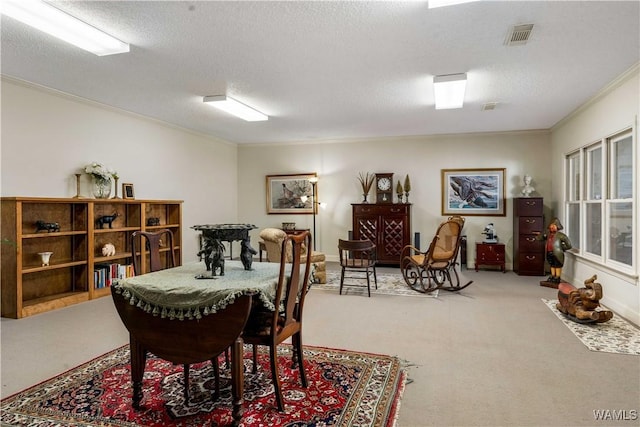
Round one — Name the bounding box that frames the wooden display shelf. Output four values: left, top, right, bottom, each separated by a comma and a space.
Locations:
94, 252, 134, 263
93, 287, 113, 298
146, 223, 180, 230
22, 230, 87, 239
22, 291, 90, 318
2, 197, 182, 318
94, 226, 140, 234
22, 260, 88, 273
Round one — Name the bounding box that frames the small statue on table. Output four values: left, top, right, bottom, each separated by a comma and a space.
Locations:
198, 237, 225, 276
240, 237, 257, 270
208, 239, 226, 276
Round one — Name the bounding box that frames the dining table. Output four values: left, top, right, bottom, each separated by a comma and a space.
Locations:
111, 260, 284, 426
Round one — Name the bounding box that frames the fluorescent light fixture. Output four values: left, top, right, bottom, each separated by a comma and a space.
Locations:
428, 0, 480, 8
1, 0, 129, 56
203, 95, 269, 121
433, 73, 467, 110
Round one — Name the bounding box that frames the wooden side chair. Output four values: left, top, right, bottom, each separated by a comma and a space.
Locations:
130, 229, 220, 403
130, 229, 176, 275
338, 239, 377, 297
242, 231, 313, 411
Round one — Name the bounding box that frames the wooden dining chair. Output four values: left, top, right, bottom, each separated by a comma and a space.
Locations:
242, 231, 313, 411
338, 238, 377, 297
131, 229, 217, 403
130, 229, 176, 275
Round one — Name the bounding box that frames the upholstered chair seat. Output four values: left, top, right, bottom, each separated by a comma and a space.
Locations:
258, 228, 326, 284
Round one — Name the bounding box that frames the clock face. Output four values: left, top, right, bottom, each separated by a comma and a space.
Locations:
377, 177, 391, 191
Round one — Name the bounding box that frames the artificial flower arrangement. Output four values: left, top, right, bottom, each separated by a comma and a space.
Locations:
84, 162, 117, 182
84, 162, 118, 198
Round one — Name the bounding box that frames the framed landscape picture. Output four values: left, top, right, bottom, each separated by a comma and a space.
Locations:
441, 168, 506, 216
266, 173, 317, 214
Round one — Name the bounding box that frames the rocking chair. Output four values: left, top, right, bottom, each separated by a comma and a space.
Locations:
401, 215, 473, 293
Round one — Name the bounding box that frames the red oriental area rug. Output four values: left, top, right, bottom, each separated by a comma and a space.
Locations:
1, 344, 407, 426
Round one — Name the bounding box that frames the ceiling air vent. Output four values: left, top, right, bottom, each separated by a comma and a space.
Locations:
482, 102, 498, 111
505, 24, 534, 46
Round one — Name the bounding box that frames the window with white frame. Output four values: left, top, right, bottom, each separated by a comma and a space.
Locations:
608, 132, 633, 267
565, 152, 581, 251
585, 144, 602, 256
565, 128, 635, 273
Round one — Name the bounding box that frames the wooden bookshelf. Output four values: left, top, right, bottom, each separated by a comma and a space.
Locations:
1, 197, 182, 318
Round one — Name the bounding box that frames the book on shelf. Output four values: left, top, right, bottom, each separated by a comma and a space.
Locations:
94, 262, 134, 289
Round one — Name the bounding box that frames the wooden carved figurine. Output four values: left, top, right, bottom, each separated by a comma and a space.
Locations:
556, 274, 613, 323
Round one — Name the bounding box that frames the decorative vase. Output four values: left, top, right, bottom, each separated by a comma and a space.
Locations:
38, 251, 53, 266
362, 194, 369, 203
92, 176, 112, 199
404, 193, 410, 203
397, 194, 403, 203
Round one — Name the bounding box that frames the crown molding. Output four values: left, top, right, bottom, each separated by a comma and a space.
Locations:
551, 62, 640, 131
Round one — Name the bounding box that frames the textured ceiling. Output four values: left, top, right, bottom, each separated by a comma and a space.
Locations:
1, 1, 639, 144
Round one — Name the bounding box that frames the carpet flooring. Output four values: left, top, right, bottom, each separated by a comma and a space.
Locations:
1, 343, 407, 427
543, 298, 640, 355
316, 271, 439, 297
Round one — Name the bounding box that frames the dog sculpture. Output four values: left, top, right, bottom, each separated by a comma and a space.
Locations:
207, 239, 226, 276
556, 274, 613, 323
96, 212, 119, 229
240, 237, 257, 271
35, 220, 60, 233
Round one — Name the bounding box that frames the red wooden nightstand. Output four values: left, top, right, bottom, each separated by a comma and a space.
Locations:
475, 242, 506, 273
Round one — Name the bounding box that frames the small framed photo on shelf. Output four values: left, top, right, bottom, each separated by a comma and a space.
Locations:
122, 183, 135, 200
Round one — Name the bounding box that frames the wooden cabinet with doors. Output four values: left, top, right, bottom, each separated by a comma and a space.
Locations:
1, 197, 182, 318
513, 197, 545, 276
352, 203, 411, 265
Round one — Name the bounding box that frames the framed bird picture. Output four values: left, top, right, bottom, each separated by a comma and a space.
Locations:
266, 173, 317, 214
441, 168, 506, 216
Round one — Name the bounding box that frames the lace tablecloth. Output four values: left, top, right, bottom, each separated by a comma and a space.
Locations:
113, 261, 283, 320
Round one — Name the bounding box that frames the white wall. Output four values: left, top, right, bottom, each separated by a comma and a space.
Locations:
237, 131, 552, 268
550, 65, 639, 324
1, 78, 239, 260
